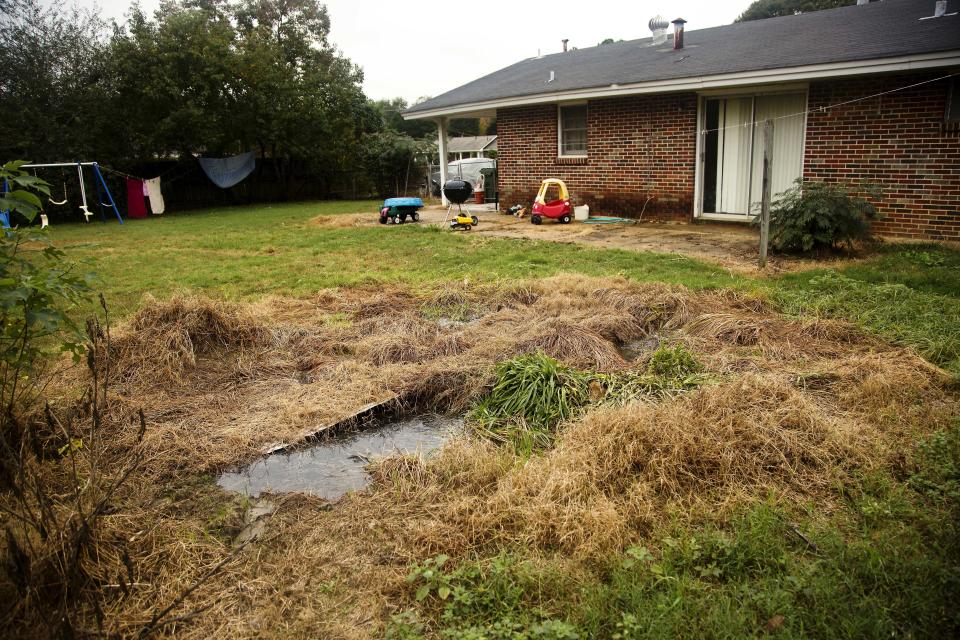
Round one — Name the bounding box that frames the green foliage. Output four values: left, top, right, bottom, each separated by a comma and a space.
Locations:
407, 554, 453, 603
0, 1, 114, 162
361, 130, 434, 198
2, 0, 373, 191
763, 179, 880, 252
645, 343, 703, 379
484, 353, 589, 430
773, 270, 960, 375
468, 347, 706, 451
0, 164, 93, 414
909, 424, 960, 506
0, 160, 50, 222
468, 353, 588, 452
372, 97, 437, 140
396, 553, 579, 639
399, 476, 960, 639
736, 0, 855, 22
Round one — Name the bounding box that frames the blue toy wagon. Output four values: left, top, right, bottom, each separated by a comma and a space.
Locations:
379, 197, 423, 225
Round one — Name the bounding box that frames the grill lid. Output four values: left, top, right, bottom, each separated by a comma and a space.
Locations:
442, 180, 473, 204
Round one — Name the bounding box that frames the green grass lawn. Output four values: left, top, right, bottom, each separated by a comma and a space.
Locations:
50, 200, 741, 316
52, 200, 959, 375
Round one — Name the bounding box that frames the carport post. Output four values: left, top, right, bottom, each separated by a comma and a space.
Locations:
437, 117, 449, 206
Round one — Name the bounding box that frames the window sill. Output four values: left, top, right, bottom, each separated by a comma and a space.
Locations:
556, 156, 588, 165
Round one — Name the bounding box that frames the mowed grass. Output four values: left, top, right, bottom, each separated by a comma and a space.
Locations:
49, 200, 740, 317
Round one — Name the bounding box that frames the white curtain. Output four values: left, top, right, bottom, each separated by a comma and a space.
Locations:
750, 93, 807, 210
709, 93, 806, 217
716, 97, 754, 215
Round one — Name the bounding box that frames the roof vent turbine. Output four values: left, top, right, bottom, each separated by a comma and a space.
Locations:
648, 16, 668, 46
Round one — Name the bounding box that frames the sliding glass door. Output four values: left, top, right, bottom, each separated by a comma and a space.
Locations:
701, 92, 806, 218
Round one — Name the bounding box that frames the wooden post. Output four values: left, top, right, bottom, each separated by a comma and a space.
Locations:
758, 119, 774, 269
437, 117, 450, 207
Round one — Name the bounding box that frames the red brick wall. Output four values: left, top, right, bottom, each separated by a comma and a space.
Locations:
497, 93, 698, 220
496, 73, 959, 238
804, 73, 960, 240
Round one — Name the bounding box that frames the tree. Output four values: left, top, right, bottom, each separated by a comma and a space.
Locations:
0, 0, 115, 163
372, 97, 436, 139
736, 0, 856, 22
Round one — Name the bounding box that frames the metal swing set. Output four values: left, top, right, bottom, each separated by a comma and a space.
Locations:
0, 161, 123, 228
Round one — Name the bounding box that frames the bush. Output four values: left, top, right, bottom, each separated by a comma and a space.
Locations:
762, 179, 880, 252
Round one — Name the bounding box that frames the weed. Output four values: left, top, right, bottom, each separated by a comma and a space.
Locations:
468, 347, 707, 450
644, 343, 703, 379
467, 353, 590, 448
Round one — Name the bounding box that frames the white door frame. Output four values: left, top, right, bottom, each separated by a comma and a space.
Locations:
693, 84, 809, 221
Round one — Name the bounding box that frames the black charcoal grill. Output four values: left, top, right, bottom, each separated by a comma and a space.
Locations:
442, 180, 473, 205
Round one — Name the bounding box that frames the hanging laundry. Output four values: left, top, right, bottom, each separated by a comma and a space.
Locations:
145, 177, 165, 214
125, 177, 148, 219
198, 151, 256, 188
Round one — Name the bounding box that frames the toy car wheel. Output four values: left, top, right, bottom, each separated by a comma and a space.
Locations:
412, 212, 420, 222
379, 216, 387, 224
531, 215, 542, 225
393, 216, 403, 224
398, 213, 407, 223
464, 224, 471, 231
560, 214, 571, 224
471, 216, 479, 226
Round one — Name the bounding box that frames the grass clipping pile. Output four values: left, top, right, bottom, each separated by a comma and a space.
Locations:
71, 274, 956, 637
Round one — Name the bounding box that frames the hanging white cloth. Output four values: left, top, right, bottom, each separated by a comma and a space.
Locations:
145, 177, 165, 214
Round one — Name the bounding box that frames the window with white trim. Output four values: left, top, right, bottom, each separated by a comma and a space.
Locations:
559, 104, 588, 156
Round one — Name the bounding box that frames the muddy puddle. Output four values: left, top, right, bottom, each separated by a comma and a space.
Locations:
218, 414, 462, 499
617, 335, 662, 362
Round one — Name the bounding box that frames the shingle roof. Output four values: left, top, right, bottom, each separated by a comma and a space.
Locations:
406, 0, 960, 116
446, 135, 498, 153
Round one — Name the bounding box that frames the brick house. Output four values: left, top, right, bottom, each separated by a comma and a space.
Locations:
404, 0, 960, 239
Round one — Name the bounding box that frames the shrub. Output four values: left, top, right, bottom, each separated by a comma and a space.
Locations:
762, 179, 880, 252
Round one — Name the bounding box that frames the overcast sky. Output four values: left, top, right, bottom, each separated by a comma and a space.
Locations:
73, 0, 746, 102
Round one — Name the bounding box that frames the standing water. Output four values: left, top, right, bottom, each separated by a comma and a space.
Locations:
218, 414, 461, 499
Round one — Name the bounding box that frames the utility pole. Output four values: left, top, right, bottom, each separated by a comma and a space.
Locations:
758, 119, 774, 269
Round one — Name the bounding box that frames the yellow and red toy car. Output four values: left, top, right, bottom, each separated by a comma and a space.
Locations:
531, 178, 573, 225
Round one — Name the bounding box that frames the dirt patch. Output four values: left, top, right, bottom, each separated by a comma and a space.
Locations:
402, 206, 884, 274
27, 276, 958, 638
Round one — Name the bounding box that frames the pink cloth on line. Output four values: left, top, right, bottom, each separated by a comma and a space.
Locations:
126, 177, 148, 219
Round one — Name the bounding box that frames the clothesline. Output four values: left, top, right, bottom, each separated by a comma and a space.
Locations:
698, 72, 958, 135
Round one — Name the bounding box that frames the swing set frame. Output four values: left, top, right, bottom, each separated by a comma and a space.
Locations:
0, 162, 124, 228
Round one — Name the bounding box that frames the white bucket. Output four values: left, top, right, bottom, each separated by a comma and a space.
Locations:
574, 204, 590, 221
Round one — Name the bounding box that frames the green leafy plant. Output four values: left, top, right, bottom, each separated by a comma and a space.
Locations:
761, 179, 880, 252
0, 161, 93, 458
407, 554, 454, 602
469, 347, 707, 450
645, 343, 703, 379
469, 353, 589, 439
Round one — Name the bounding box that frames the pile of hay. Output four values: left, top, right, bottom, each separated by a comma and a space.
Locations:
37, 273, 958, 638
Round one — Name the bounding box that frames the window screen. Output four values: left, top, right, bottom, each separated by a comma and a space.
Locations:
560, 105, 588, 156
